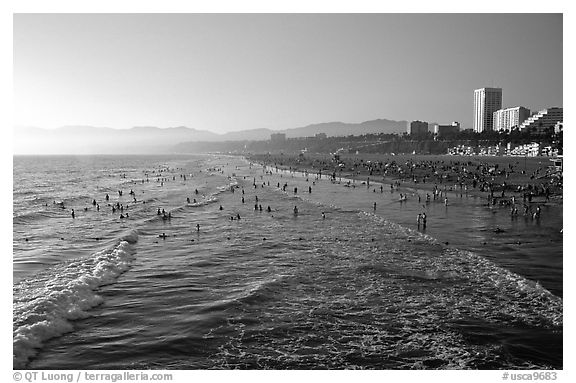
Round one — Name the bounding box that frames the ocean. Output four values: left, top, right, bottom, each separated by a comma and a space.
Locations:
13, 154, 562, 370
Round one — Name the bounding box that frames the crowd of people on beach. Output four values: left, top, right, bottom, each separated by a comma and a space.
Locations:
248, 153, 561, 232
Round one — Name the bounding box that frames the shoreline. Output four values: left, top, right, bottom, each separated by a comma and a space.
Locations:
244, 152, 563, 208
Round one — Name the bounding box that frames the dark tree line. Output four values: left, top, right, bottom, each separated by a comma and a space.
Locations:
173, 128, 562, 155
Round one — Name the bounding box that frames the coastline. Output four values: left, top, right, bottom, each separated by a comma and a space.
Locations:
244, 152, 563, 207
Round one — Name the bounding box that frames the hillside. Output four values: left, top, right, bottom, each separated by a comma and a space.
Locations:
13, 118, 409, 154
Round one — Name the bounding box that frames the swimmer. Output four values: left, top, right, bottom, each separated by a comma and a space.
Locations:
293, 206, 298, 215
196, 223, 200, 231
322, 212, 326, 220
71, 209, 75, 219
267, 206, 271, 213
373, 202, 377, 211
219, 205, 223, 210
159, 233, 167, 239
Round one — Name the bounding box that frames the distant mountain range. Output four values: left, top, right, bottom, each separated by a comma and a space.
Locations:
14, 119, 408, 154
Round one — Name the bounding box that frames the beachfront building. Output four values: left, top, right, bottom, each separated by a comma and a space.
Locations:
270, 133, 286, 142
433, 122, 460, 137
448, 145, 475, 156
478, 144, 505, 156
473, 87, 502, 133
519, 107, 563, 134
508, 142, 541, 157
492, 106, 531, 131
407, 120, 429, 136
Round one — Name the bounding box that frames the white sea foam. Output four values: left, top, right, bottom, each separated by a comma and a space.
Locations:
13, 238, 137, 369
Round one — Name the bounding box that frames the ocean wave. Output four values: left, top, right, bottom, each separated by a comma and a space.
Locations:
13, 235, 138, 369
13, 210, 62, 225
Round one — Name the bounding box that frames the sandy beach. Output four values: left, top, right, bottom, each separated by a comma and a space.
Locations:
246, 153, 563, 207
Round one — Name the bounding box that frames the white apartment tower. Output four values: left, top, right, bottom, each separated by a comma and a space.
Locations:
474, 87, 502, 133
493, 106, 531, 131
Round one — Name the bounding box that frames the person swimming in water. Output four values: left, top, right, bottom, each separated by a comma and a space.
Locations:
293, 206, 298, 215
71, 209, 75, 219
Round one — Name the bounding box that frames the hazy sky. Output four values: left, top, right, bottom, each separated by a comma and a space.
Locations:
13, 13, 563, 133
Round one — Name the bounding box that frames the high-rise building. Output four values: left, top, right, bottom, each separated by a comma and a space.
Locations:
407, 120, 428, 135
473, 87, 502, 133
493, 106, 531, 131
